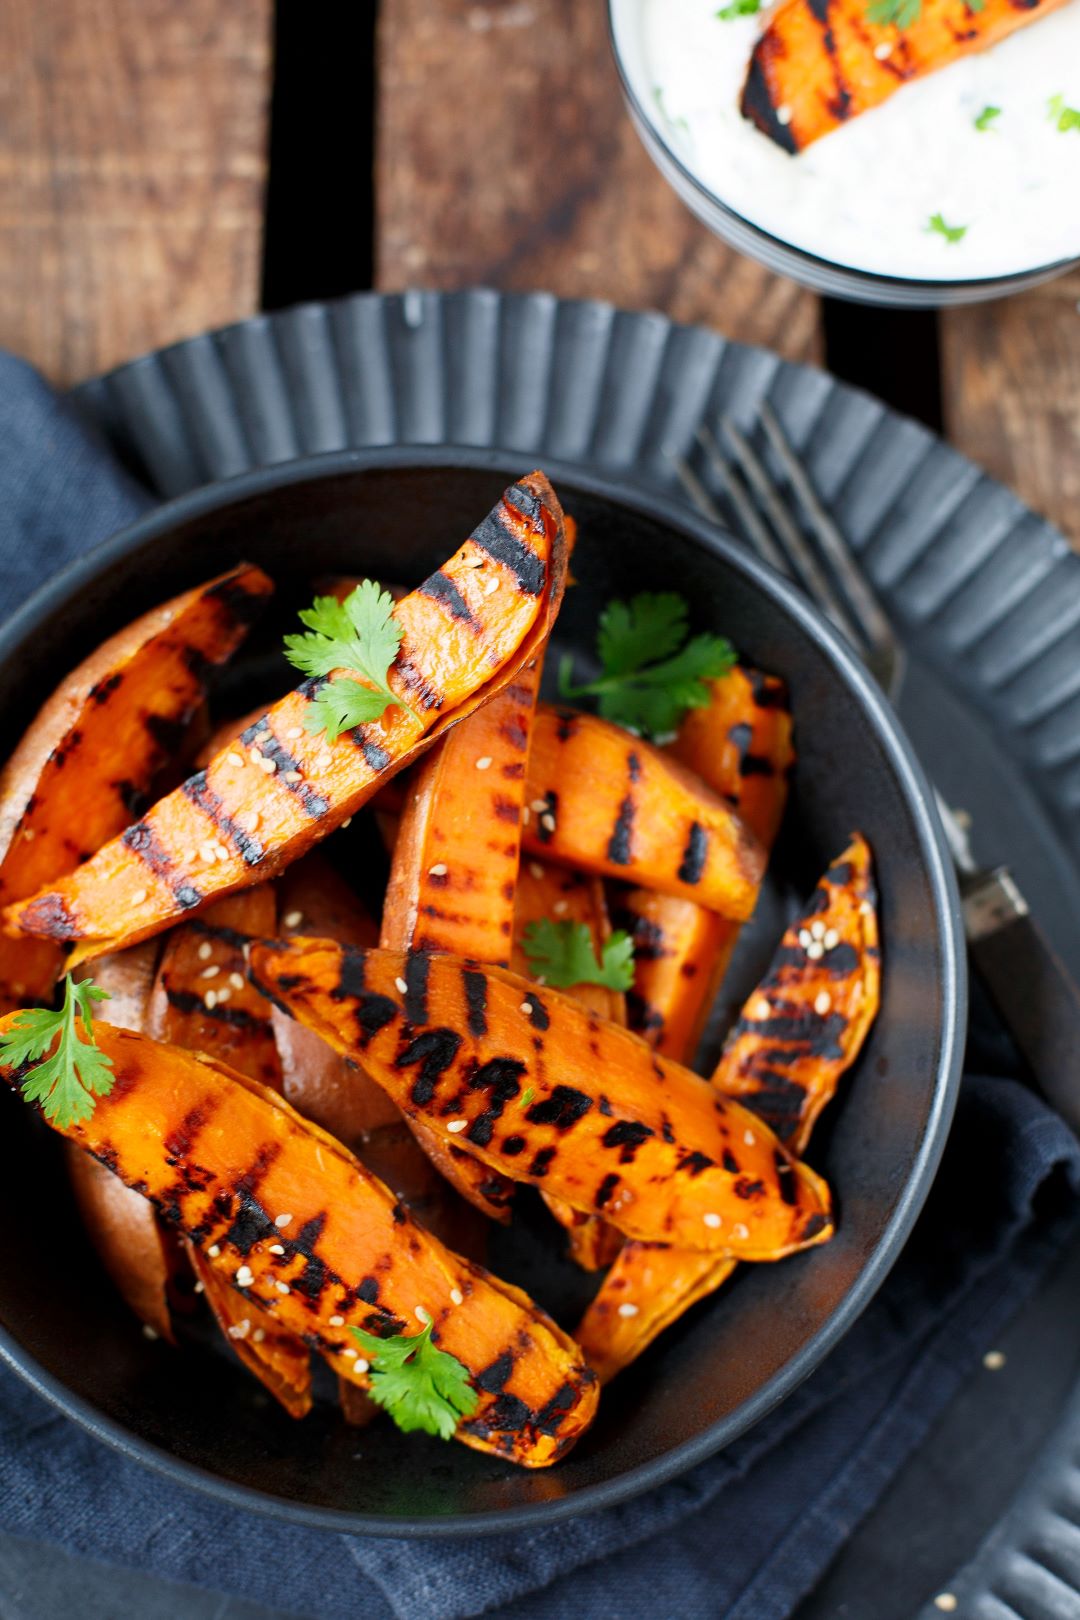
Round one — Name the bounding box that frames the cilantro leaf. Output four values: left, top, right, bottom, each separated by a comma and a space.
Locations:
0, 975, 113, 1130
928, 213, 968, 244
866, 0, 921, 27
1048, 94, 1080, 133
350, 1320, 478, 1440
283, 580, 409, 742
716, 0, 762, 17
974, 105, 1001, 131
522, 920, 636, 992
559, 592, 735, 739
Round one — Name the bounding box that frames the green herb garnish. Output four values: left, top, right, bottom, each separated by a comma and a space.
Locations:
716, 0, 762, 17
974, 105, 1001, 132
558, 592, 735, 739
652, 86, 689, 136
349, 1319, 478, 1440
284, 580, 409, 742
866, 0, 921, 29
1048, 94, 1080, 133
522, 920, 636, 993
0, 975, 113, 1129
521, 1086, 536, 1108
928, 213, 968, 244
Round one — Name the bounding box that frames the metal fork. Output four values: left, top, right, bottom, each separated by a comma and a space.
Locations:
672, 404, 1080, 1132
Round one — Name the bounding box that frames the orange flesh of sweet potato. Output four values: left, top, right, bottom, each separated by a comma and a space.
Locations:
379, 660, 547, 1222
576, 835, 879, 1380
0, 563, 273, 1006
7, 474, 568, 964
522, 708, 765, 920
250, 939, 833, 1259
741, 0, 1069, 153
615, 667, 795, 1061
0, 1023, 598, 1466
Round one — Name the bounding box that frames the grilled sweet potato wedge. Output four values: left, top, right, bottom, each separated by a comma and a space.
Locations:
577, 836, 879, 1381
7, 475, 569, 964
741, 0, 1069, 154
522, 708, 765, 920
0, 1023, 598, 1466
250, 939, 833, 1258
615, 667, 794, 1060
0, 563, 272, 1006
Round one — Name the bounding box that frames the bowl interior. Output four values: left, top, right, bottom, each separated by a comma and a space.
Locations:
0, 454, 962, 1532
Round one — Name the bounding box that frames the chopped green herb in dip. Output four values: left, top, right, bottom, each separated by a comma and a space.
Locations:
973, 105, 1001, 132
928, 213, 968, 245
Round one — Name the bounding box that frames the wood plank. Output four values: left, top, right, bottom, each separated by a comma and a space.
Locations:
941, 272, 1080, 546
376, 1, 822, 364
0, 0, 271, 386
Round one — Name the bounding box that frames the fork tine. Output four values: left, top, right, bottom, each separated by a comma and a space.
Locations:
688, 428, 793, 579
715, 420, 869, 654
758, 402, 898, 657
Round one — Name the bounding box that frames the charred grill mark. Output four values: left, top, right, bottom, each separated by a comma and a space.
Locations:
189, 918, 251, 951
627, 751, 642, 783
594, 1172, 620, 1209
18, 890, 77, 939
678, 1148, 714, 1177
826, 861, 853, 886
224, 1188, 277, 1255
470, 504, 546, 596
529, 1145, 556, 1177
291, 1212, 331, 1300
183, 770, 266, 866
501, 1134, 526, 1156
677, 822, 708, 885
240, 721, 329, 819
404, 948, 431, 1026
164, 986, 271, 1033
616, 909, 665, 960
536, 790, 558, 845
734, 1176, 767, 1199
356, 729, 393, 771
144, 713, 187, 756
205, 574, 268, 626
506, 480, 545, 534
114, 778, 148, 819
521, 991, 550, 1030
535, 1380, 584, 1437
823, 942, 859, 976
747, 669, 788, 709
163, 1100, 215, 1164
607, 796, 635, 866
722, 1149, 740, 1174
462, 968, 488, 1037
419, 570, 481, 629
122, 821, 203, 911
492, 794, 520, 825
775, 1150, 798, 1205
182, 643, 215, 683
803, 1211, 830, 1240
601, 1119, 655, 1164
554, 709, 578, 743
466, 1057, 527, 1148
395, 1027, 463, 1106
741, 48, 799, 152
500, 713, 529, 751
475, 1350, 514, 1393
391, 654, 443, 712
89, 672, 123, 705
526, 1085, 593, 1130
355, 1276, 380, 1305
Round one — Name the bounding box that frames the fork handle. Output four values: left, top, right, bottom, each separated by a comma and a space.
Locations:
963, 867, 1080, 1135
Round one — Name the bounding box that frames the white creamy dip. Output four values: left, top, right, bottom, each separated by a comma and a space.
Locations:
612, 0, 1080, 281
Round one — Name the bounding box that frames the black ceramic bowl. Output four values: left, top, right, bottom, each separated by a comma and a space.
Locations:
0, 449, 964, 1534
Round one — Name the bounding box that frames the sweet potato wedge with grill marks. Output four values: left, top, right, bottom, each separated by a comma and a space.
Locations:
522, 708, 765, 920
576, 836, 879, 1380
250, 939, 833, 1258
614, 667, 794, 1060
7, 474, 568, 964
0, 1023, 598, 1466
0, 563, 272, 1006
741, 0, 1069, 154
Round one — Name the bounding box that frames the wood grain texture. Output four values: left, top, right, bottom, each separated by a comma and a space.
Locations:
941, 273, 1080, 547
376, 0, 822, 363
0, 0, 271, 385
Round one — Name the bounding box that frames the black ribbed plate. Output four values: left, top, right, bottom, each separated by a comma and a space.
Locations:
69, 289, 1080, 1608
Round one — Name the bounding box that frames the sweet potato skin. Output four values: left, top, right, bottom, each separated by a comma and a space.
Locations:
7, 474, 569, 964
250, 939, 833, 1258
742, 0, 1069, 153
522, 708, 765, 920
0, 563, 272, 1005
577, 836, 879, 1381
0, 1023, 598, 1465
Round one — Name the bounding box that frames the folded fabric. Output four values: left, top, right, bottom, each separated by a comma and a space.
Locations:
0, 355, 1077, 1620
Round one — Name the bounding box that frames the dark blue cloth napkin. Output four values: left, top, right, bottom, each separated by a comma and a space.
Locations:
0, 352, 1078, 1620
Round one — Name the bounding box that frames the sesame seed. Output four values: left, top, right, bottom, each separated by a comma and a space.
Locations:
428, 863, 448, 877
283, 911, 303, 929
216, 987, 232, 1004
198, 941, 213, 961
776, 104, 792, 125
703, 1212, 723, 1229
873, 39, 892, 56
204, 990, 217, 1009
130, 888, 147, 906
541, 813, 556, 832
450, 1288, 464, 1306
200, 842, 217, 864
798, 929, 812, 949
807, 940, 825, 961
259, 756, 277, 775
933, 1598, 957, 1614
228, 1319, 251, 1340
483, 575, 500, 596
275, 1213, 293, 1228
753, 998, 771, 1019
253, 1328, 266, 1343
530, 799, 547, 813
744, 1129, 756, 1146
249, 747, 263, 762
522, 807, 530, 824
536, 974, 547, 986
215, 843, 230, 862
22, 828, 34, 841
552, 900, 569, 915
732, 1223, 749, 1240
810, 921, 826, 941
341, 817, 352, 829
823, 928, 840, 951
395, 976, 408, 994
983, 1349, 1007, 1371
475, 756, 493, 771
283, 770, 301, 784
237, 810, 260, 832
286, 726, 303, 740
519, 1001, 533, 1016
226, 751, 244, 768
415, 1306, 432, 1325
617, 1302, 639, 1318
342, 1346, 357, 1359
230, 972, 245, 990
142, 1324, 158, 1340
354, 1357, 370, 1374
860, 900, 873, 916
329, 1314, 345, 1327
268, 1243, 285, 1255
530, 863, 544, 880
814, 991, 832, 1016
193, 1280, 205, 1295
235, 1266, 254, 1287
447, 1118, 469, 1133
201, 964, 221, 979
208, 1243, 221, 1257
276, 1281, 291, 1295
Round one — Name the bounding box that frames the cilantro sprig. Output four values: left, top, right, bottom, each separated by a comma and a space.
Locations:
1048, 94, 1080, 133
928, 213, 968, 244
350, 1319, 478, 1440
559, 592, 735, 739
284, 580, 409, 742
0, 975, 113, 1129
974, 105, 1001, 132
523, 920, 636, 993
866, 0, 981, 23
716, 0, 761, 17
